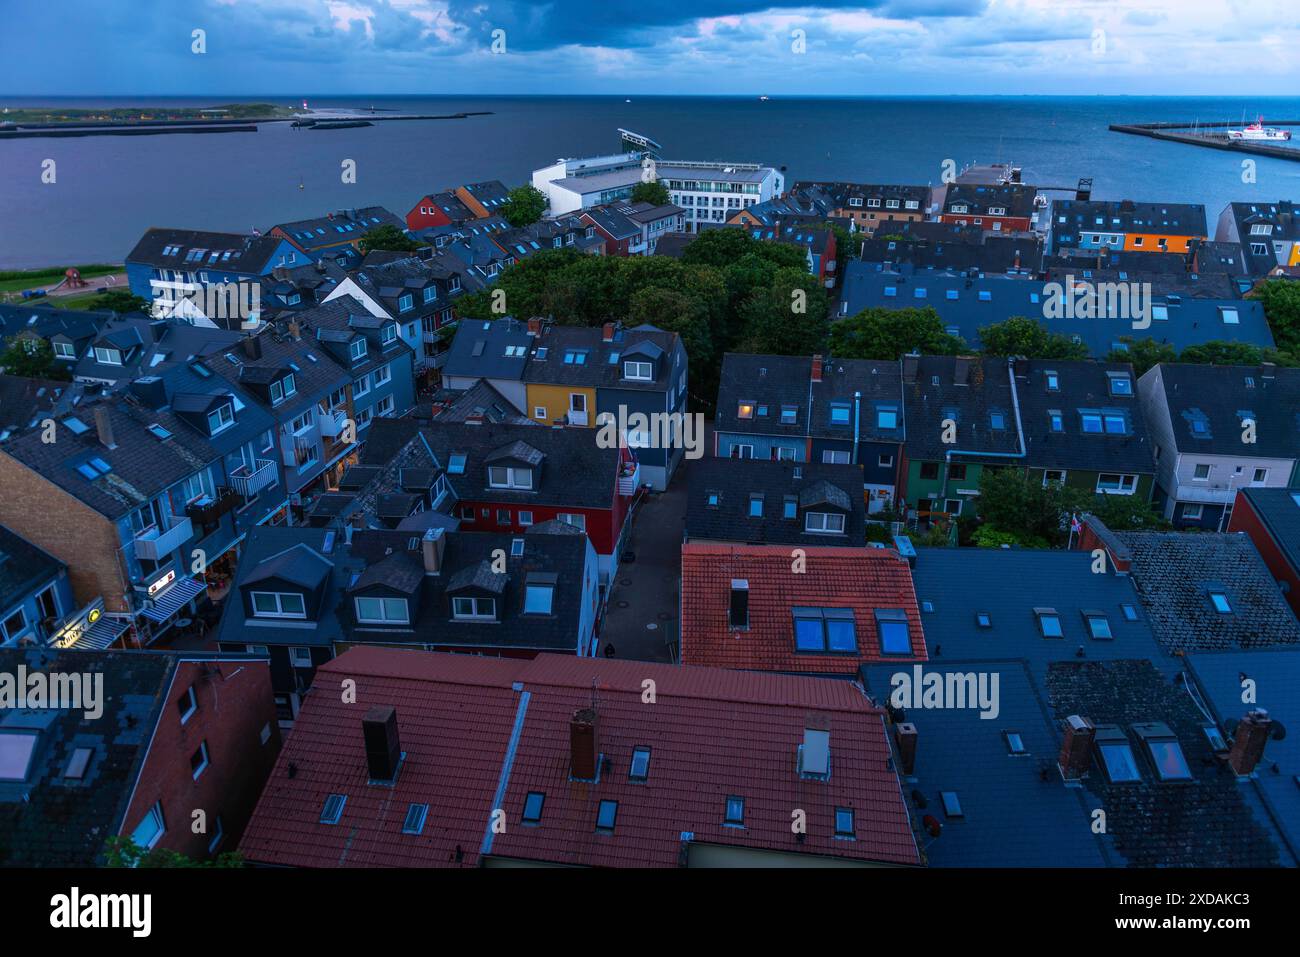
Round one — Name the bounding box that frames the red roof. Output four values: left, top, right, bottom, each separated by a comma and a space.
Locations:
681, 543, 927, 673
238, 648, 920, 868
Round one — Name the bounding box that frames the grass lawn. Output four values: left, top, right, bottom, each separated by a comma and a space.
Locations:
0, 264, 122, 295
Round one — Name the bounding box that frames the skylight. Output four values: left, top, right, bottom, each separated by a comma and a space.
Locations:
629, 747, 651, 781
1004, 731, 1027, 755
835, 808, 855, 837
793, 607, 857, 653
1084, 612, 1112, 640
0, 733, 37, 781
1035, 608, 1063, 638
1209, 590, 1232, 614
595, 799, 618, 832
522, 791, 545, 824
724, 796, 745, 826
1095, 728, 1141, 783
976, 611, 992, 628
402, 803, 429, 835
940, 791, 964, 819
320, 794, 347, 824
875, 608, 911, 655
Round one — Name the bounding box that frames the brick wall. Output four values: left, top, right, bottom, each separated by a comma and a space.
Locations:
121, 658, 282, 860
0, 451, 131, 611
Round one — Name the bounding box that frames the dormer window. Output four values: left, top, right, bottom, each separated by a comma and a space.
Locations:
251, 591, 307, 619
355, 596, 409, 624
270, 373, 296, 405
488, 466, 532, 490
94, 347, 122, 366
381, 324, 397, 345
624, 360, 653, 381
1108, 373, 1132, 396
207, 402, 235, 434
398, 294, 414, 312
829, 403, 851, 426
452, 596, 496, 620
349, 339, 368, 361
423, 286, 438, 303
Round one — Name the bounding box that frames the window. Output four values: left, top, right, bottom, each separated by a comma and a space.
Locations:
556, 513, 586, 532
830, 403, 851, 426
1, 608, 28, 642
402, 803, 429, 835
191, 741, 210, 780
876, 609, 911, 655
178, 685, 197, 723
270, 374, 296, 405
1220, 306, 1240, 325
320, 794, 347, 824
563, 350, 587, 365
879, 453, 894, 468
822, 450, 850, 465
624, 360, 653, 381
398, 294, 414, 312
1192, 463, 1212, 481
989, 411, 1006, 431
595, 800, 618, 832
290, 647, 313, 668
1036, 608, 1063, 638
94, 346, 122, 366
1120, 603, 1139, 621
748, 494, 764, 518
349, 338, 367, 361
877, 407, 898, 429
452, 596, 496, 620
724, 796, 745, 826
736, 401, 754, 419
920, 462, 939, 480
629, 747, 651, 781
1096, 473, 1137, 494
976, 611, 992, 628
131, 803, 166, 849
783, 496, 797, 519
1208, 590, 1232, 614
251, 591, 306, 619
834, 807, 855, 838
448, 452, 467, 474
780, 405, 797, 425
1108, 374, 1132, 396
793, 607, 857, 653
1004, 731, 1027, 755
1253, 468, 1268, 484
522, 792, 545, 824
1095, 729, 1141, 783
487, 466, 532, 490
805, 512, 845, 534
1043, 469, 1066, 487
1081, 412, 1103, 433
373, 363, 391, 387
355, 596, 410, 624
1103, 413, 1127, 435
1182, 503, 1204, 521
524, 584, 554, 615
940, 791, 964, 819
0, 733, 37, 781
207, 403, 234, 434
1084, 612, 1112, 640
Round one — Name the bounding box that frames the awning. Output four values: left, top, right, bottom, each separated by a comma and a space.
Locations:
69, 615, 132, 651
140, 576, 208, 623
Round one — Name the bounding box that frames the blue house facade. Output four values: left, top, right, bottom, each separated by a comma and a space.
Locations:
0, 527, 75, 648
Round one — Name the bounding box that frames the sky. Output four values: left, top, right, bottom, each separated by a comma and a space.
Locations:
1, 0, 1298, 97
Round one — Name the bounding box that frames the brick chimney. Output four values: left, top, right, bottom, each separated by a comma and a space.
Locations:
362, 705, 401, 782
570, 707, 598, 780
602, 322, 615, 342
895, 722, 918, 776
1227, 709, 1272, 776
902, 354, 919, 384
92, 405, 116, 450
421, 527, 445, 575
287, 318, 301, 341
242, 334, 262, 360
811, 354, 823, 383
527, 317, 541, 336
953, 356, 972, 386
1057, 715, 1095, 781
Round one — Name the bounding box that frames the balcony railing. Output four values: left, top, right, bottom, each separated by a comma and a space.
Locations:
617, 462, 641, 497
229, 459, 278, 498
185, 487, 241, 526
318, 409, 348, 438
134, 516, 194, 561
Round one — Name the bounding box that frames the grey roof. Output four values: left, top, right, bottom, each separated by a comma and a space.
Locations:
445, 559, 508, 594
686, 458, 868, 546
1051, 198, 1208, 241
1113, 529, 1300, 654
0, 647, 175, 866
1150, 363, 1300, 458
430, 380, 534, 426
0, 525, 65, 612
243, 543, 332, 590
271, 206, 403, 252
522, 323, 683, 394
902, 355, 1023, 463
1238, 487, 1300, 573
443, 317, 534, 381
125, 227, 288, 272
944, 182, 1038, 219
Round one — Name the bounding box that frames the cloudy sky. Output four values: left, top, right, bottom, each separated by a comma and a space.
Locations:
3, 0, 1298, 96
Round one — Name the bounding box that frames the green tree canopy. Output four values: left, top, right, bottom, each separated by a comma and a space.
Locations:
0, 336, 70, 381
829, 306, 965, 360
501, 185, 548, 228
977, 316, 1090, 360
630, 180, 671, 207
87, 288, 151, 315
1106, 337, 1177, 376
1254, 278, 1300, 353
358, 224, 419, 255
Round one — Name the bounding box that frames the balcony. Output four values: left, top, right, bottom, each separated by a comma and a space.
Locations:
185, 487, 241, 526
318, 409, 348, 438
617, 461, 641, 497
134, 516, 194, 562
229, 459, 278, 498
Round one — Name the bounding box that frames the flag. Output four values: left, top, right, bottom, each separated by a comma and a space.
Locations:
1070, 513, 1082, 533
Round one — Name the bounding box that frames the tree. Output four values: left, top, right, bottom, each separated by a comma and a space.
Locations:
87, 288, 150, 315
501, 185, 547, 228
681, 228, 760, 268
737, 267, 830, 357
103, 836, 245, 868
1075, 490, 1169, 532
1177, 340, 1267, 366
1254, 278, 1300, 353
977, 468, 1070, 544
1106, 337, 1177, 376
978, 316, 1089, 360
631, 180, 671, 207
0, 336, 70, 380
358, 224, 419, 255
830, 306, 965, 360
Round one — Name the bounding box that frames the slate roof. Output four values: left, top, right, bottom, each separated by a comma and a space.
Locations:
1148, 363, 1300, 458
346, 257, 464, 324
902, 355, 1023, 463
1051, 199, 1208, 239
237, 647, 920, 868
521, 323, 682, 393
1185, 648, 1300, 863
859, 234, 1044, 275
0, 304, 112, 346
430, 380, 535, 425
1045, 658, 1283, 867
272, 206, 403, 253
859, 659, 1114, 867
205, 323, 351, 421
125, 228, 288, 272
686, 458, 867, 545
1237, 487, 1300, 573
0, 375, 80, 439
680, 543, 926, 674
443, 317, 534, 381
944, 183, 1038, 219
0, 525, 65, 612
1112, 529, 1300, 654
0, 647, 174, 866
1013, 358, 1155, 474
1042, 266, 1246, 300
791, 181, 932, 212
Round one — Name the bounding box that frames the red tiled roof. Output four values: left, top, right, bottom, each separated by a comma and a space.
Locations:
680, 543, 927, 673
237, 648, 920, 868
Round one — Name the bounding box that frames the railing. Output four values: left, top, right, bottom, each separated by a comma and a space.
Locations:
185, 487, 240, 526
134, 516, 194, 561
617, 462, 641, 497
229, 458, 278, 498
318, 409, 348, 438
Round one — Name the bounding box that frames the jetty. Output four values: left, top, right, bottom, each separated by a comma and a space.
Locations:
0, 108, 494, 139
1110, 120, 1300, 162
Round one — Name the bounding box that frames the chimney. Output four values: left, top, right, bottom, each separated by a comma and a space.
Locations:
421, 527, 445, 575
1261, 361, 1276, 380
1227, 709, 1272, 776
811, 354, 824, 383
242, 334, 262, 360
527, 317, 541, 337
895, 722, 918, 776
362, 705, 401, 782
570, 707, 598, 780
902, 354, 919, 384
1057, 715, 1095, 781
729, 579, 749, 629
1013, 251, 1021, 271
953, 356, 972, 386
92, 404, 116, 450
287, 319, 301, 341
1014, 356, 1029, 379
602, 322, 615, 342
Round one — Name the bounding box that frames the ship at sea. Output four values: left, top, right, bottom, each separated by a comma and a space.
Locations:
1228, 117, 1292, 141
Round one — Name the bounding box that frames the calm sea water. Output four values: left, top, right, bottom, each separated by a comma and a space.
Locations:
2, 95, 1299, 269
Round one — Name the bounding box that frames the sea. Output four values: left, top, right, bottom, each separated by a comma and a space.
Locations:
2, 95, 1300, 270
